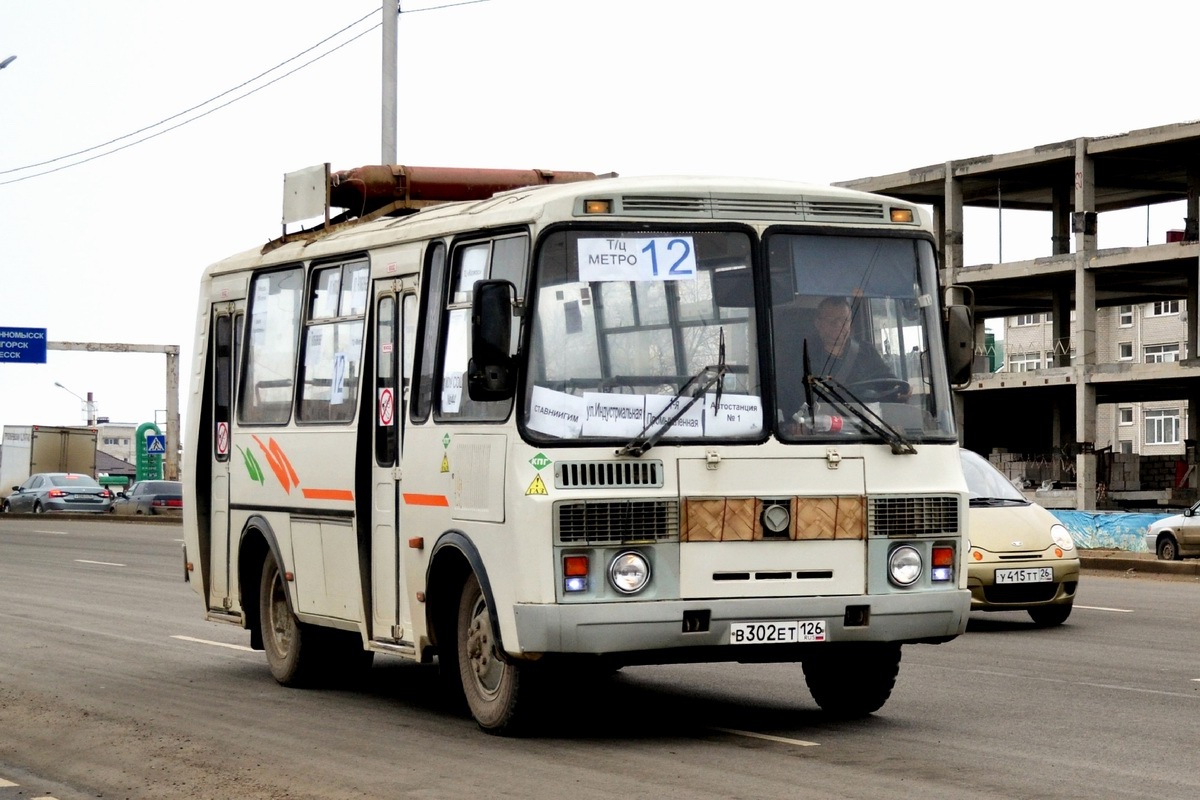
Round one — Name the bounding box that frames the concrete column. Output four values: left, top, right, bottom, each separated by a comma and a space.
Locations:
1073, 138, 1097, 509
942, 163, 964, 284
1052, 286, 1071, 368
1186, 165, 1199, 242
1052, 184, 1071, 255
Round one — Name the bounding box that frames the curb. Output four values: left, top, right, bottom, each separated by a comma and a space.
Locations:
1079, 554, 1200, 576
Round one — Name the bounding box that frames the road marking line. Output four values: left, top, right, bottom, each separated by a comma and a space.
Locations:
172, 635, 254, 652
1076, 605, 1133, 613
712, 727, 819, 747
33, 796, 60, 799
74, 559, 126, 567
33, 530, 70, 535
0, 778, 18, 787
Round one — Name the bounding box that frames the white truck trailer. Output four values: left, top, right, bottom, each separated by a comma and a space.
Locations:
0, 425, 98, 498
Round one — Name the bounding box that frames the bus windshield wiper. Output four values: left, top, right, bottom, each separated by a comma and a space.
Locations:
803, 368, 917, 456
619, 328, 727, 457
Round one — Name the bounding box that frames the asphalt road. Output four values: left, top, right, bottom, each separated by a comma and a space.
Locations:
0, 516, 1197, 800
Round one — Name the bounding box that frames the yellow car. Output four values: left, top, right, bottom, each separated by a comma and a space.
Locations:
960, 449, 1080, 626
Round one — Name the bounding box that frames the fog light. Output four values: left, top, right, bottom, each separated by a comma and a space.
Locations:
931, 566, 953, 582
564, 576, 588, 593
609, 551, 651, 595
888, 545, 922, 587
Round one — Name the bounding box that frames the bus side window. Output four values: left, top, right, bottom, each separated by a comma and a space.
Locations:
411, 242, 447, 423
214, 315, 232, 462
298, 260, 368, 424
240, 267, 304, 425
435, 234, 526, 422
375, 295, 398, 465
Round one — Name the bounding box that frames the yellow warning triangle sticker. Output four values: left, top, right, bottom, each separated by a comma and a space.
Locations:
525, 474, 548, 496
440, 454, 450, 473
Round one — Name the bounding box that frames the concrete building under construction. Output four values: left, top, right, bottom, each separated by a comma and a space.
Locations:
837, 120, 1200, 510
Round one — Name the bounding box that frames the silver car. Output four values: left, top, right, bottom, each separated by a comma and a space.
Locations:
2, 472, 113, 513
1145, 504, 1200, 560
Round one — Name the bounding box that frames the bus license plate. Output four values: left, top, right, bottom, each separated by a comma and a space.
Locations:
995, 567, 1053, 584
728, 620, 826, 644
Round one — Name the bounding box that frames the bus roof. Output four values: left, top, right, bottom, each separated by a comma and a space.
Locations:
200, 171, 926, 279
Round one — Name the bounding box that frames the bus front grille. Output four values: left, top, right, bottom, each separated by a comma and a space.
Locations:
555, 499, 679, 545
868, 495, 959, 537
555, 460, 664, 489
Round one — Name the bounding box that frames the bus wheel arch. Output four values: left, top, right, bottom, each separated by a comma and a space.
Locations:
238, 516, 287, 652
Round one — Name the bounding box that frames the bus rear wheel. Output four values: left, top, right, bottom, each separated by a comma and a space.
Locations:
803, 643, 901, 718
260, 552, 325, 687
457, 572, 531, 734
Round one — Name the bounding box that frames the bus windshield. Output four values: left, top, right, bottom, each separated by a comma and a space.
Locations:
523, 229, 761, 443
768, 232, 955, 444
522, 228, 955, 446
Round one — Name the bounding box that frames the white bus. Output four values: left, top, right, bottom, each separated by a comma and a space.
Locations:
183, 165, 976, 734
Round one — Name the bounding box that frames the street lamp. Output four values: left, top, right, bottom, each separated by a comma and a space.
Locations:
54, 382, 97, 426
0, 56, 16, 71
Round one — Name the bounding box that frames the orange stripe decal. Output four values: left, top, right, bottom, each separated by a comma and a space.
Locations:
403, 493, 450, 507
301, 488, 355, 502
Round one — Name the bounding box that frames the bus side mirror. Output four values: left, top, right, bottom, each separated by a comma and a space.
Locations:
944, 303, 975, 386
468, 279, 517, 401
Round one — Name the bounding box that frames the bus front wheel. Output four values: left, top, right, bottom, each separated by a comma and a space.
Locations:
457, 572, 531, 734
802, 643, 901, 718
260, 553, 324, 687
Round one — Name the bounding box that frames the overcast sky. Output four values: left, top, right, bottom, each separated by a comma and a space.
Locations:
1, 0, 1195, 436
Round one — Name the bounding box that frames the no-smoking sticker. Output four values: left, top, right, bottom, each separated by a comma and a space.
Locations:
216, 421, 230, 456
378, 387, 395, 426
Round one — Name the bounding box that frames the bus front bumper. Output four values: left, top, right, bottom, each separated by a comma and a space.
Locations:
511, 589, 969, 657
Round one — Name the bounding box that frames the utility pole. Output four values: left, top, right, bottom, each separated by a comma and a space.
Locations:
382, 1, 398, 164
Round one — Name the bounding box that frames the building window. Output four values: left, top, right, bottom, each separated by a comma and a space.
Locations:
1144, 343, 1180, 363
1118, 342, 1133, 361
1009, 352, 1042, 371
1145, 409, 1181, 445
1119, 440, 1133, 454
1118, 305, 1133, 327
1013, 314, 1041, 327
1147, 300, 1180, 316
1118, 407, 1133, 426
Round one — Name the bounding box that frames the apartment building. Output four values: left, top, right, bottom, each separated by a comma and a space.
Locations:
1002, 303, 1188, 456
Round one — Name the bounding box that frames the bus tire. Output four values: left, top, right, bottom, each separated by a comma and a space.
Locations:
259, 552, 325, 687
803, 643, 901, 718
457, 572, 530, 734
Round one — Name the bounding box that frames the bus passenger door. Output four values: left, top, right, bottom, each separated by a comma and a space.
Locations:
370, 285, 417, 643
208, 304, 242, 611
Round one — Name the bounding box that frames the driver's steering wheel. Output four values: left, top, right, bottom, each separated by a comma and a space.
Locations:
848, 377, 910, 402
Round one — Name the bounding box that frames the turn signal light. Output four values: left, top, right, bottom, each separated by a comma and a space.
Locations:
932, 546, 955, 567
583, 199, 612, 214
890, 208, 915, 223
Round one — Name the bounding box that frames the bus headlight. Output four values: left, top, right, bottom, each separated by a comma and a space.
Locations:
888, 545, 922, 587
609, 551, 651, 595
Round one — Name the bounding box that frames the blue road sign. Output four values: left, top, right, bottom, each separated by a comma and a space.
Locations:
0, 327, 48, 363
146, 435, 166, 454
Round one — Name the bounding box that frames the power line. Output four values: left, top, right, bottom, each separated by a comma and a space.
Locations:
0, 13, 386, 186
0, 0, 489, 187
0, 9, 380, 178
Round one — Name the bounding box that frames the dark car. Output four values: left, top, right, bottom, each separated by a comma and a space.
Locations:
2, 473, 113, 513
110, 480, 183, 517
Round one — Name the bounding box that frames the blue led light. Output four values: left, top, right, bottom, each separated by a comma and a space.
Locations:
564, 576, 588, 593
931, 567, 953, 582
